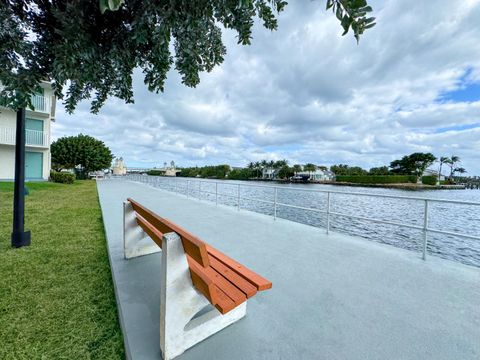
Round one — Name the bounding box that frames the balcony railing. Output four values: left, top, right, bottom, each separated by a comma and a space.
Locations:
30, 94, 51, 114
0, 127, 49, 147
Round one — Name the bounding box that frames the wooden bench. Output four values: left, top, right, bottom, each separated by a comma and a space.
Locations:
123, 198, 272, 360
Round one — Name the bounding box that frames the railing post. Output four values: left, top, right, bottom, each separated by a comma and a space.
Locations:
274, 187, 277, 220
326, 192, 331, 234
215, 182, 218, 206
422, 200, 429, 260
237, 184, 241, 211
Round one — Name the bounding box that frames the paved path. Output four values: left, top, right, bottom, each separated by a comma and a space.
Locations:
97, 179, 480, 360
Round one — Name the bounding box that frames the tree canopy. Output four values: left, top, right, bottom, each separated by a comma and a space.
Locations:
0, 0, 374, 113
178, 164, 230, 179
51, 134, 113, 175
389, 152, 436, 180
330, 164, 367, 175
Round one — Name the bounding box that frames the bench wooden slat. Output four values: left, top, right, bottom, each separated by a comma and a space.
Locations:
135, 214, 163, 248
212, 286, 237, 314
187, 258, 218, 306
187, 255, 246, 305
208, 255, 257, 298
188, 256, 237, 314
128, 198, 210, 267
206, 245, 272, 291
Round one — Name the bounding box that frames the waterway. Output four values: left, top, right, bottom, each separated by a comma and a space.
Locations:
134, 176, 480, 268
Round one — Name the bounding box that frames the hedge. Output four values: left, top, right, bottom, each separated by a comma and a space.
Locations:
421, 176, 437, 185
146, 170, 163, 176
335, 175, 417, 184
50, 171, 75, 184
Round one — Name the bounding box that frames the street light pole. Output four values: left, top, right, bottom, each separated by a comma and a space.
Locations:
11, 108, 31, 248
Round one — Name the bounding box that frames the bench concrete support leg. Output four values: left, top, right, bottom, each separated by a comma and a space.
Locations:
160, 232, 247, 360
123, 201, 161, 259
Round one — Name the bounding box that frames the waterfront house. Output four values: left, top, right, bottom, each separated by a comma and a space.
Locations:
423, 168, 445, 181
298, 168, 335, 181
0, 82, 56, 181
262, 167, 277, 179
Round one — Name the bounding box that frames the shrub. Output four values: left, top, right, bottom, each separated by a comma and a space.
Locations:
228, 168, 254, 180
421, 176, 437, 186
335, 175, 417, 184
50, 171, 75, 184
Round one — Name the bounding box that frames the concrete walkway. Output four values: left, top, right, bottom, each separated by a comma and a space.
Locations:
97, 179, 480, 360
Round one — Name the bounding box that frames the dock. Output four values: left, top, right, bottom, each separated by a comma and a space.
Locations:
97, 179, 480, 360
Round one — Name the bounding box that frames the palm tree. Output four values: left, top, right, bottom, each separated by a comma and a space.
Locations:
438, 156, 450, 184
454, 167, 467, 177
254, 161, 261, 178
292, 164, 302, 175
274, 159, 288, 169
448, 155, 461, 180
247, 162, 255, 179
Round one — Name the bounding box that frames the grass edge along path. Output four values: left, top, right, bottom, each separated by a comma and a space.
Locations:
0, 181, 125, 359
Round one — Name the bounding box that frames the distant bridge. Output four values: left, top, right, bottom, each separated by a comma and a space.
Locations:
126, 167, 181, 175
126, 167, 152, 174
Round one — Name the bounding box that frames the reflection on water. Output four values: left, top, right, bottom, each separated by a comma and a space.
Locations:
137, 176, 480, 268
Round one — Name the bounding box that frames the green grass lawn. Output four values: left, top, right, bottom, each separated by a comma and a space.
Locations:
0, 181, 124, 359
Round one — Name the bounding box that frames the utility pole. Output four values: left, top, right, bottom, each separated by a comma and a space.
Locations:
11, 108, 31, 248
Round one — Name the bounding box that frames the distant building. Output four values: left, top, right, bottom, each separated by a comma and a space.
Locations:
297, 168, 335, 182
262, 166, 335, 181
262, 167, 277, 179
112, 157, 127, 175
423, 169, 445, 181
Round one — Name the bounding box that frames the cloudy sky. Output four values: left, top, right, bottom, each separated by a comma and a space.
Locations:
53, 0, 480, 175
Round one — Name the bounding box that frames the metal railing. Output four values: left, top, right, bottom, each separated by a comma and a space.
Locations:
122, 174, 480, 261
30, 94, 51, 114
0, 127, 49, 147
26, 129, 48, 146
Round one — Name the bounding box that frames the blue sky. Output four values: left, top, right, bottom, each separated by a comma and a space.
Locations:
442, 83, 480, 103
440, 68, 480, 103
54, 0, 480, 175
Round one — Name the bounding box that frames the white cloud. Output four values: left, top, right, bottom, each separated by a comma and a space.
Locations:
53, 0, 480, 174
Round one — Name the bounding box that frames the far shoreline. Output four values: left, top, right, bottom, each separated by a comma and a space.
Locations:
255, 179, 466, 190
166, 176, 468, 191
314, 181, 466, 191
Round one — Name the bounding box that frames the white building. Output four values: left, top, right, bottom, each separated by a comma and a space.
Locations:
423, 169, 445, 181
297, 169, 335, 181
0, 82, 56, 180
262, 168, 277, 179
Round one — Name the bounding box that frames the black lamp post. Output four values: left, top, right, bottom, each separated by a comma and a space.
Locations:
11, 107, 31, 248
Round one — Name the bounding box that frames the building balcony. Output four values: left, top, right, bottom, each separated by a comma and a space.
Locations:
29, 94, 52, 115
0, 91, 55, 118
0, 127, 49, 148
